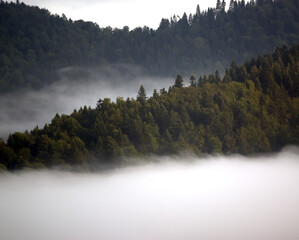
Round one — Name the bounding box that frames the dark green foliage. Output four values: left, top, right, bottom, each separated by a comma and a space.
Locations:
1, 0, 299, 91
190, 75, 196, 87
0, 44, 298, 170
137, 85, 147, 103
174, 75, 184, 88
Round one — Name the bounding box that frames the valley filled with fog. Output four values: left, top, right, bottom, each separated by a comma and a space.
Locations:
0, 66, 173, 139
1, 147, 299, 240
1, 1, 299, 239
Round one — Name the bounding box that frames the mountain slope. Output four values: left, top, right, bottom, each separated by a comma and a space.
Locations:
0, 44, 298, 171
1, 0, 299, 91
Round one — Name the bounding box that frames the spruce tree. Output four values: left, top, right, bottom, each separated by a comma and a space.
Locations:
221, 0, 226, 12
174, 75, 184, 88
216, 0, 222, 15
229, 0, 234, 11
190, 74, 196, 87
137, 85, 147, 103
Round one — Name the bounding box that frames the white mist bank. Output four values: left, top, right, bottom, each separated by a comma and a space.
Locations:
1, 147, 299, 240
0, 72, 173, 139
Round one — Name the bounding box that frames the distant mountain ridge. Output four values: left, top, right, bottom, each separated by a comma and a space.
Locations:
0, 0, 299, 91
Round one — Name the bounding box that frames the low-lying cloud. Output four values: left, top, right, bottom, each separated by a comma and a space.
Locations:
0, 65, 173, 140
1, 147, 299, 240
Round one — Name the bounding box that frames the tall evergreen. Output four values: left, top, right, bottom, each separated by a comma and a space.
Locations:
229, 0, 235, 10
174, 75, 184, 88
137, 85, 147, 103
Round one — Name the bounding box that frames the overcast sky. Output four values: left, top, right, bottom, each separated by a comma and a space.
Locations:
22, 0, 228, 29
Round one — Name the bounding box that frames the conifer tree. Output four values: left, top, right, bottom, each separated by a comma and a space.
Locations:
137, 84, 147, 103
216, 0, 222, 15
195, 4, 201, 19
216, 0, 222, 10
174, 75, 184, 88
190, 74, 196, 87
153, 89, 159, 98
221, 0, 226, 12
229, 0, 235, 11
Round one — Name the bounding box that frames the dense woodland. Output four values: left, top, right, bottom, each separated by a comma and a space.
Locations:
1, 0, 299, 91
0, 44, 298, 171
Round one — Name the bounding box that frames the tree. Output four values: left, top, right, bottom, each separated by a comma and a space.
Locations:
229, 0, 235, 11
190, 74, 196, 87
168, 111, 185, 141
216, 0, 225, 15
222, 0, 226, 11
241, 0, 245, 7
0, 139, 16, 169
204, 135, 223, 153
215, 70, 221, 83
216, 0, 222, 10
137, 84, 147, 103
193, 4, 201, 23
158, 18, 170, 30
153, 89, 159, 98
174, 74, 184, 88
103, 136, 119, 158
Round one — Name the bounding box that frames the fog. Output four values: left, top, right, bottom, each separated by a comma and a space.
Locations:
1, 147, 299, 240
0, 65, 173, 139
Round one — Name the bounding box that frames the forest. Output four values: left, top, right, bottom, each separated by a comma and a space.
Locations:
0, 44, 298, 171
1, 0, 299, 91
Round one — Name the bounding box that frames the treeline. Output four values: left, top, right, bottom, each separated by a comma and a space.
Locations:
0, 44, 298, 171
1, 0, 299, 91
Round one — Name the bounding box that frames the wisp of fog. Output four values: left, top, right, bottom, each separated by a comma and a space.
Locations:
1, 147, 299, 240
0, 65, 173, 139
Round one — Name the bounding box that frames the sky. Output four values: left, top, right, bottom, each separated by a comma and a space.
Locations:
22, 0, 225, 29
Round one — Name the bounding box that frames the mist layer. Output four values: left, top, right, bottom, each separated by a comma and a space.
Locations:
0, 147, 299, 240
0, 68, 172, 139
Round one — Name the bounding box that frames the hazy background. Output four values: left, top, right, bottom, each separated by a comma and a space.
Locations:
22, 0, 250, 29
1, 147, 299, 240
0, 65, 173, 139
0, 0, 253, 139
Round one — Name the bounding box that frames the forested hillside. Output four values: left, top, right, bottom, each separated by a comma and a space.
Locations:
1, 0, 299, 91
0, 44, 298, 171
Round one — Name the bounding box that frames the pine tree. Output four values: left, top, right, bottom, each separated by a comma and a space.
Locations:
153, 89, 159, 98
193, 4, 201, 23
216, 0, 222, 9
221, 0, 226, 12
190, 74, 196, 87
137, 84, 147, 103
174, 74, 184, 88
241, 0, 245, 7
196, 4, 201, 16
229, 0, 234, 11
216, 0, 222, 15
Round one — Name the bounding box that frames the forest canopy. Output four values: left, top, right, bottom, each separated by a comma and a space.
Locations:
0, 44, 298, 171
1, 0, 299, 91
